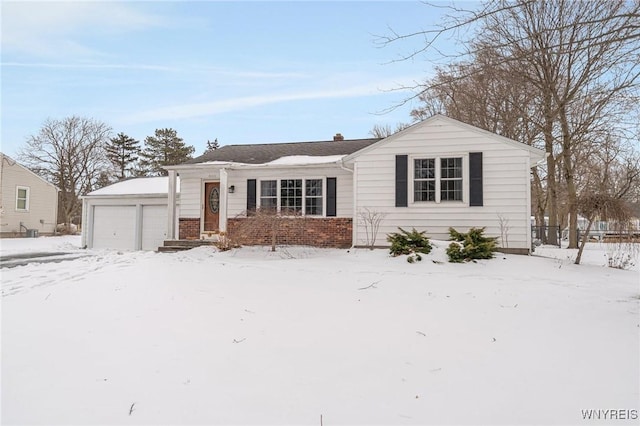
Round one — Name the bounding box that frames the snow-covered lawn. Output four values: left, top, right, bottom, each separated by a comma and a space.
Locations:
1, 236, 639, 425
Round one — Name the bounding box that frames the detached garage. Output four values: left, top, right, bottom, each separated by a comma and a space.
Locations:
81, 177, 179, 251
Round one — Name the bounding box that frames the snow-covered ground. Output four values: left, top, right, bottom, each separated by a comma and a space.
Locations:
1, 236, 639, 425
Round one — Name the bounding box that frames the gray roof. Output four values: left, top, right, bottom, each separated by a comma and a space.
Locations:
187, 138, 382, 165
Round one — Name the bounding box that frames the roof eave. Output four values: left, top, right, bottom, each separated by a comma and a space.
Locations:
343, 114, 547, 161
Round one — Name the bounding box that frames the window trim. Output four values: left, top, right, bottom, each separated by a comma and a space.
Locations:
413, 158, 436, 202
410, 154, 468, 205
259, 179, 278, 211
257, 177, 327, 217
440, 157, 463, 202
16, 186, 30, 211
304, 178, 324, 216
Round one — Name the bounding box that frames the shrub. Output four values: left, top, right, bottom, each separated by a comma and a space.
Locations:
446, 227, 497, 263
387, 228, 432, 262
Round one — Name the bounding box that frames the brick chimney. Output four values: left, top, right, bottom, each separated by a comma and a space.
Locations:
333, 133, 344, 141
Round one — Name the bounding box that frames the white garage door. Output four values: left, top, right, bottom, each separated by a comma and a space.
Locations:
141, 205, 168, 250
92, 205, 136, 250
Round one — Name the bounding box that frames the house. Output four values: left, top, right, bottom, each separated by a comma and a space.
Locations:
81, 177, 180, 250
0, 153, 58, 237
162, 115, 546, 254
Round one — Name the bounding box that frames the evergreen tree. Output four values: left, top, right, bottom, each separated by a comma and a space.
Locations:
204, 138, 219, 154
94, 171, 113, 190
139, 128, 195, 176
105, 133, 140, 180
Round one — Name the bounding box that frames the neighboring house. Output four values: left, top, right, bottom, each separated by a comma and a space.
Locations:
81, 177, 180, 250
161, 115, 546, 254
0, 153, 58, 237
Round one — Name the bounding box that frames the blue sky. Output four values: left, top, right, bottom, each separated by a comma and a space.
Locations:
1, 1, 451, 158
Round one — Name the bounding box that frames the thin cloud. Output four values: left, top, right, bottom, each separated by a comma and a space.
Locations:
1, 2, 166, 58
124, 78, 416, 124
1, 62, 177, 72
0, 62, 308, 80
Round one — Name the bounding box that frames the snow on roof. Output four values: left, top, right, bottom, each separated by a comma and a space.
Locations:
265, 155, 345, 166
195, 155, 346, 168
87, 177, 179, 196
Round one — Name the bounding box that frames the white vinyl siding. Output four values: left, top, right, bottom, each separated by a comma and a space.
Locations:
352, 117, 534, 250
0, 154, 58, 235
176, 175, 203, 219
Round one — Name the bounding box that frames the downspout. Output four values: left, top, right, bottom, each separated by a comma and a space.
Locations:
167, 170, 177, 240
339, 159, 357, 248
81, 197, 87, 247
525, 157, 533, 254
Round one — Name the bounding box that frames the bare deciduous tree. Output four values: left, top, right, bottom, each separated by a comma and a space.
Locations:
369, 122, 411, 138
358, 208, 387, 249
381, 0, 640, 249
575, 194, 631, 265
230, 208, 307, 252
19, 116, 112, 231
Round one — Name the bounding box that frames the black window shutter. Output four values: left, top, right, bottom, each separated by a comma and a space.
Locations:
326, 177, 337, 217
469, 152, 483, 207
395, 155, 408, 207
247, 179, 257, 215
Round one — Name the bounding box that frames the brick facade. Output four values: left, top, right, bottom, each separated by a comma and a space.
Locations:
227, 217, 352, 248
179, 218, 200, 239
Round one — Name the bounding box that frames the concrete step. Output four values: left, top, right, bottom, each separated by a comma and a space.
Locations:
158, 245, 191, 253
158, 239, 218, 252
162, 239, 218, 248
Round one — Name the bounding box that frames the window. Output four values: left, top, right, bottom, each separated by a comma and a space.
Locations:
16, 186, 29, 211
305, 179, 323, 215
413, 157, 463, 203
440, 157, 463, 201
280, 179, 303, 213
260, 180, 277, 210
414, 159, 435, 202
257, 178, 327, 216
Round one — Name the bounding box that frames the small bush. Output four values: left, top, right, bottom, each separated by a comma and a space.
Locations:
446, 227, 497, 263
387, 228, 432, 261
446, 241, 466, 263
215, 232, 237, 251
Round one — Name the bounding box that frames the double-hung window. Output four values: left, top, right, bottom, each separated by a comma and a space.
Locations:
258, 178, 325, 216
305, 179, 323, 215
260, 180, 277, 210
413, 157, 463, 203
414, 159, 435, 202
16, 186, 29, 211
440, 158, 463, 201
280, 179, 303, 214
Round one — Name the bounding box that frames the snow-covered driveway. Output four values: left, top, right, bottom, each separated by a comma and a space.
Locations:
1, 237, 638, 425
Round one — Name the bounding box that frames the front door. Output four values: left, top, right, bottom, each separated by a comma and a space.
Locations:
204, 182, 220, 232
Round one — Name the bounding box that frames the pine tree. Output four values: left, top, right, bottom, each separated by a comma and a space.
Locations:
105, 133, 140, 180
204, 138, 219, 154
139, 128, 195, 176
